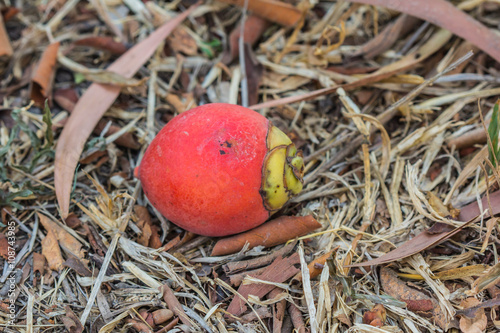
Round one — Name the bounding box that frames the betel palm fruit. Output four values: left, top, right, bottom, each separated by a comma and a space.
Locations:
137, 103, 304, 237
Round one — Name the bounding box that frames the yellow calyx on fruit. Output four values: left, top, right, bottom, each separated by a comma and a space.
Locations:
261, 125, 304, 212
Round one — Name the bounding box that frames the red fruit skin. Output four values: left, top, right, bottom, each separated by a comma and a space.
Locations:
139, 103, 270, 237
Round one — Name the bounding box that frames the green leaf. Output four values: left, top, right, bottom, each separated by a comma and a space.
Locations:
0, 188, 33, 210
74, 72, 86, 84
42, 100, 54, 147
488, 101, 500, 167
199, 39, 222, 59
11, 107, 40, 149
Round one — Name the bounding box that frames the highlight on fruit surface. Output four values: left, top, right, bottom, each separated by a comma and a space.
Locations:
137, 103, 304, 237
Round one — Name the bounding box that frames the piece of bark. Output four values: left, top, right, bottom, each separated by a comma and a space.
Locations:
223, 242, 296, 274
226, 253, 300, 316
82, 223, 107, 257
228, 266, 267, 287
268, 288, 286, 333
288, 302, 306, 333
380, 267, 447, 329
237, 306, 272, 323
74, 36, 128, 55
211, 215, 321, 256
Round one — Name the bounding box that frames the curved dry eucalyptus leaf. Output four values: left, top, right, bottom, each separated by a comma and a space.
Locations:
348, 0, 500, 63
55, 5, 198, 217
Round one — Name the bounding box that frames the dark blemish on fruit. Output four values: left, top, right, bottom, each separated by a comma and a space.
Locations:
220, 140, 233, 149
219, 150, 226, 155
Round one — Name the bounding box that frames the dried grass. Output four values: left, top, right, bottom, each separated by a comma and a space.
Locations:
2, 0, 500, 332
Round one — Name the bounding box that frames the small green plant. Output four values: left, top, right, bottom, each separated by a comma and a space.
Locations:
199, 39, 222, 59
0, 101, 55, 211
488, 101, 500, 168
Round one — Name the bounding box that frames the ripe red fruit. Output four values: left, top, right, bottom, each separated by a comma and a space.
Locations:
137, 103, 304, 237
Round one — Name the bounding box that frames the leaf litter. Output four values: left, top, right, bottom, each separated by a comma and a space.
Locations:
3, 0, 500, 332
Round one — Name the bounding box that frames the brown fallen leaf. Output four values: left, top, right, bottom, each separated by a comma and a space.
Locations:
74, 36, 128, 55
471, 262, 500, 295
162, 231, 196, 252
251, 29, 445, 110
61, 305, 84, 333
447, 128, 486, 150
134, 205, 162, 249
243, 43, 263, 106
226, 253, 300, 316
222, 14, 270, 64
126, 319, 152, 333
351, 14, 420, 59
0, 233, 8, 260
459, 298, 487, 333
457, 296, 500, 319
348, 187, 498, 267
0, 15, 13, 57
54, 5, 198, 218
380, 267, 447, 329
140, 309, 174, 327
292, 249, 335, 282
1, 7, 20, 21
53, 88, 141, 149
160, 284, 192, 327
218, 0, 301, 27
42, 229, 64, 272
32, 252, 46, 276
63, 257, 92, 277
168, 25, 198, 56
30, 42, 60, 106
348, 0, 500, 63
38, 213, 85, 260
363, 304, 386, 327
211, 215, 322, 256
458, 190, 500, 222
64, 213, 82, 229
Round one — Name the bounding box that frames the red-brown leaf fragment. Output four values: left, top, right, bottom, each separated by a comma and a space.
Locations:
30, 42, 60, 106
211, 215, 321, 256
